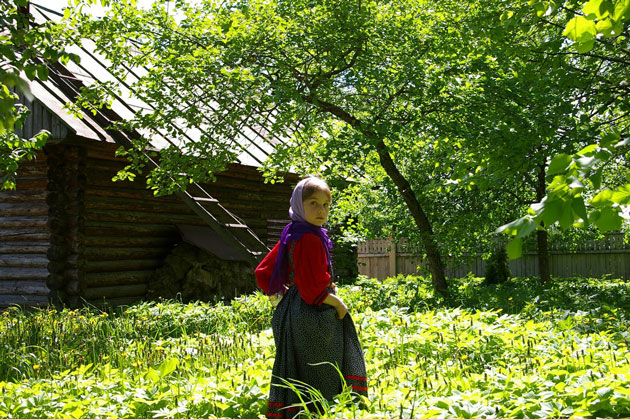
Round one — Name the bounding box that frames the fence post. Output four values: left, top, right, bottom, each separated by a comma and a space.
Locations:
389, 238, 397, 278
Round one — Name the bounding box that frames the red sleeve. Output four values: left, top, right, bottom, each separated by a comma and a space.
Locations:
255, 241, 280, 295
292, 233, 331, 305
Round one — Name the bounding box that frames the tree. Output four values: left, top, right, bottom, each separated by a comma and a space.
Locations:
73, 0, 519, 295
0, 0, 79, 190
499, 0, 630, 250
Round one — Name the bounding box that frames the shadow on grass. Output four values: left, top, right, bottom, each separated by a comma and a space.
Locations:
441, 276, 630, 315
350, 275, 630, 316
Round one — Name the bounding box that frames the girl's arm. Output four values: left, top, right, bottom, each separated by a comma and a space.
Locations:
255, 241, 280, 294
322, 293, 348, 319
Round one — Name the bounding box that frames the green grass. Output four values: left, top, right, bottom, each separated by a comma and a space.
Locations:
1, 275, 629, 418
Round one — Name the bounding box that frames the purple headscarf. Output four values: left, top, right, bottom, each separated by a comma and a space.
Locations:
267, 178, 333, 295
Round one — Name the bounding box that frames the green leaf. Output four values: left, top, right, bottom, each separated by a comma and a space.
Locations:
37, 65, 49, 81
507, 238, 523, 259
563, 16, 597, 42
541, 199, 563, 226
547, 154, 572, 176
611, 184, 630, 205
591, 189, 614, 207
575, 38, 595, 53
558, 202, 575, 229
571, 197, 588, 221
596, 18, 614, 35
583, 0, 614, 18
24, 66, 37, 81
600, 131, 620, 150
589, 168, 603, 189
157, 358, 178, 378
592, 207, 622, 232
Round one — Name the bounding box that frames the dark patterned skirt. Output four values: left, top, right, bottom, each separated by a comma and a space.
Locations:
266, 286, 368, 418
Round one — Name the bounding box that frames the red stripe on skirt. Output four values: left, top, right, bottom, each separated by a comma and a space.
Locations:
345, 375, 367, 381
268, 402, 284, 407
352, 385, 368, 392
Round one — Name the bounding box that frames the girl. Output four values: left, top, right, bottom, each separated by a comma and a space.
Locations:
255, 176, 367, 418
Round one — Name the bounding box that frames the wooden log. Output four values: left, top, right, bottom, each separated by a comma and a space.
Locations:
84, 246, 169, 261
0, 280, 49, 295
84, 142, 126, 161
0, 191, 47, 203
14, 178, 48, 191
85, 295, 143, 308
84, 185, 180, 202
0, 245, 48, 254
47, 261, 65, 274
47, 245, 68, 260
0, 216, 48, 229
83, 283, 148, 300
0, 203, 48, 216
85, 209, 210, 225
0, 254, 48, 268
85, 259, 163, 273
0, 267, 48, 280
84, 235, 175, 248
65, 280, 80, 296
83, 194, 188, 213
85, 271, 154, 287
46, 274, 63, 290
85, 171, 149, 190
0, 295, 48, 307
0, 231, 50, 242
83, 221, 179, 237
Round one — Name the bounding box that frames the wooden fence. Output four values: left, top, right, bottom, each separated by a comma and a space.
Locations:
357, 234, 630, 280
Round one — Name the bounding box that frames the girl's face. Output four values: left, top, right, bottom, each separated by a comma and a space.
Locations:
303, 190, 331, 227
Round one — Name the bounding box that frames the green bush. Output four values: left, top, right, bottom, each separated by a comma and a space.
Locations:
484, 242, 511, 285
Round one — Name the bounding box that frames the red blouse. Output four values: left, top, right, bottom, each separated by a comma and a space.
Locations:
255, 233, 331, 305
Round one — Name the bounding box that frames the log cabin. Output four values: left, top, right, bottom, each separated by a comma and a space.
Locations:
1, 3, 357, 308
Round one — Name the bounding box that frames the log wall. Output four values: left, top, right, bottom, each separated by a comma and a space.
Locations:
0, 154, 50, 308
80, 141, 298, 307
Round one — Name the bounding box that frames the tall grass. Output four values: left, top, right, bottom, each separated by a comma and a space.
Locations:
0, 275, 629, 418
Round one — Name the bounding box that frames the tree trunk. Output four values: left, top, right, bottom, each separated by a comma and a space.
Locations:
374, 140, 448, 295
301, 94, 448, 295
536, 164, 551, 284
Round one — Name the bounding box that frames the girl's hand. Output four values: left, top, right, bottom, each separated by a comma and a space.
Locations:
335, 301, 348, 320
323, 294, 348, 319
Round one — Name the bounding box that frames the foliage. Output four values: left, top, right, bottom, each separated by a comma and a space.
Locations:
499, 0, 630, 253
0, 0, 79, 190
483, 243, 511, 285
1, 276, 630, 417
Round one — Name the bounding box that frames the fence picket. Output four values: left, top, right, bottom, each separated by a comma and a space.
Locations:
358, 234, 630, 280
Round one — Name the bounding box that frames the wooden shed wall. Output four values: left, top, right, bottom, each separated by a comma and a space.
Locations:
0, 155, 50, 307
73, 141, 296, 307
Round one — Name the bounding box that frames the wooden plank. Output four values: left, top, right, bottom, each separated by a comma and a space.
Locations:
0, 216, 48, 229
0, 267, 48, 280
0, 294, 48, 307
83, 221, 179, 237
0, 280, 48, 295
85, 296, 143, 308
84, 246, 169, 261
85, 259, 163, 273
85, 270, 154, 287
0, 203, 48, 216
0, 191, 47, 203
0, 245, 48, 254
0, 254, 48, 268
84, 209, 215, 225
0, 231, 50, 242
83, 283, 148, 300
84, 235, 175, 248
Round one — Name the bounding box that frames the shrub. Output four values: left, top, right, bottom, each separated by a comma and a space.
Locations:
484, 242, 511, 285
